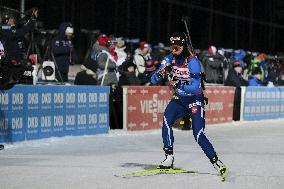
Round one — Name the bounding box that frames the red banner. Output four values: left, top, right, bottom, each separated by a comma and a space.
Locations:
125, 86, 235, 131
204, 86, 235, 124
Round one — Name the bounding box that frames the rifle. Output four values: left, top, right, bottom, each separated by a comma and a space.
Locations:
181, 17, 195, 56
181, 17, 207, 91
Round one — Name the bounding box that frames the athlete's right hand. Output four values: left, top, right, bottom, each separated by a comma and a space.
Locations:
168, 74, 179, 88
157, 67, 167, 78
157, 63, 170, 78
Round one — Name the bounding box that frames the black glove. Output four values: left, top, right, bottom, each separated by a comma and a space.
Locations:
31, 8, 39, 21
204, 97, 208, 105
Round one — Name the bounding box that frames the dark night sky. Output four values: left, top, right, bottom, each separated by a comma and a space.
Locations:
1, 0, 284, 54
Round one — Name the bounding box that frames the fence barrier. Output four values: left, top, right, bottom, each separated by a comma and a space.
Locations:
0, 85, 110, 143
123, 86, 236, 131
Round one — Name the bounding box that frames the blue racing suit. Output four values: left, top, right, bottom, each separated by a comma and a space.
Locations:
151, 53, 216, 160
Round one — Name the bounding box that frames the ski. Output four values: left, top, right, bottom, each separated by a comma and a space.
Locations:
115, 168, 227, 181
115, 168, 195, 178
0, 144, 4, 150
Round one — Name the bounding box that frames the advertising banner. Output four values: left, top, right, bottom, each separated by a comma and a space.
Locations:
243, 87, 282, 121
125, 86, 173, 131
125, 86, 235, 131
0, 85, 110, 143
204, 86, 235, 124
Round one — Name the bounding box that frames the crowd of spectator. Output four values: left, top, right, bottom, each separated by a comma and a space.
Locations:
73, 33, 284, 89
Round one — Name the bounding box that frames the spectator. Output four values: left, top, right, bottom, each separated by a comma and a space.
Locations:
91, 35, 118, 86
52, 22, 78, 82
248, 67, 263, 86
247, 53, 268, 83
202, 45, 223, 83
134, 41, 152, 84
134, 42, 148, 75
114, 37, 127, 67
151, 43, 168, 68
266, 59, 280, 86
1, 11, 37, 63
225, 60, 247, 121
224, 60, 247, 87
74, 61, 97, 85
0, 10, 38, 85
278, 71, 284, 86
118, 55, 140, 86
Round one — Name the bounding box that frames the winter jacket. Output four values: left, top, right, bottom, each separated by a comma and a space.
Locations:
91, 44, 118, 85
133, 49, 146, 76
225, 68, 248, 87
52, 22, 77, 74
1, 20, 35, 62
248, 76, 263, 86
202, 54, 223, 83
118, 59, 140, 86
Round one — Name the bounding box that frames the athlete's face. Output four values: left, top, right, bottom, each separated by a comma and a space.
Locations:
171, 45, 184, 55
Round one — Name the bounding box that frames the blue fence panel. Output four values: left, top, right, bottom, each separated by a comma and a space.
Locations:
279, 87, 284, 118
0, 85, 110, 143
243, 87, 282, 121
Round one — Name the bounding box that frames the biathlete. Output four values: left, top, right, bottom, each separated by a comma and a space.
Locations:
150, 32, 228, 179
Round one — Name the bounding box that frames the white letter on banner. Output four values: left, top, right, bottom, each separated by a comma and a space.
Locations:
152, 94, 158, 122
28, 93, 38, 105
78, 93, 87, 103
66, 115, 75, 126
42, 93, 51, 104
12, 93, 23, 105
54, 116, 64, 127
12, 117, 23, 129
28, 117, 38, 128
99, 113, 107, 123
66, 93, 76, 103
78, 114, 87, 125
89, 114, 97, 124
54, 93, 64, 103
0, 119, 8, 129
99, 93, 107, 103
89, 93, 97, 103
140, 100, 147, 113
41, 116, 51, 127
0, 94, 9, 105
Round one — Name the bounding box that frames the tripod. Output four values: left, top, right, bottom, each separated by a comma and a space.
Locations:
39, 30, 64, 84
25, 31, 42, 65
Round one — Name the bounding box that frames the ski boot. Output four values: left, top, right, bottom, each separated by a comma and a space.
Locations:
210, 155, 228, 181
157, 148, 174, 169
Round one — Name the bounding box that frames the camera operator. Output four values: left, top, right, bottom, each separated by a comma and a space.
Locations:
0, 8, 38, 84
52, 22, 78, 82
1, 9, 38, 62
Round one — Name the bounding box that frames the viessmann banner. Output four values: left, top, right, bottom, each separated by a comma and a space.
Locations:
0, 85, 110, 143
124, 86, 235, 131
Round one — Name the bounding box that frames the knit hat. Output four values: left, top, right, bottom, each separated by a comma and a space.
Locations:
233, 60, 242, 68
140, 41, 150, 49
97, 34, 111, 47
169, 32, 186, 46
208, 46, 217, 55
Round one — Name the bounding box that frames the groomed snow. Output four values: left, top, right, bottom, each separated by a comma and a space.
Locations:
1, 119, 284, 189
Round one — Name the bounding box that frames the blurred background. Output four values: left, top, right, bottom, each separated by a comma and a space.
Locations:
1, 0, 284, 54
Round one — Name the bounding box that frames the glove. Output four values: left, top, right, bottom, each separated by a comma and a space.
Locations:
31, 8, 39, 20
204, 97, 209, 105
168, 74, 180, 88
157, 63, 171, 78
